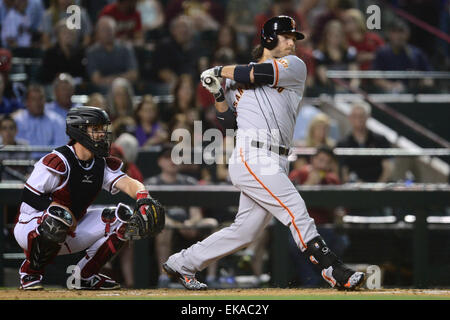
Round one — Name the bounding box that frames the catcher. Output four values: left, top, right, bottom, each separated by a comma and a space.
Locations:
13, 106, 165, 290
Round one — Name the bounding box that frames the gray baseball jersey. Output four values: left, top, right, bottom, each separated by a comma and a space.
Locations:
224, 54, 307, 147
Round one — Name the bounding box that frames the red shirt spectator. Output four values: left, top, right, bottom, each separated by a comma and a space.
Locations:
109, 143, 144, 182
289, 147, 340, 225
253, 2, 308, 47
347, 32, 384, 70
99, 1, 142, 41
342, 9, 384, 70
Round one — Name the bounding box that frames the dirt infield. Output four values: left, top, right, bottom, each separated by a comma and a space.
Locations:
1, 288, 449, 300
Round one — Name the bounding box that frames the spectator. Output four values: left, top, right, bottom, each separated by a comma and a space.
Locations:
225, 0, 271, 55
107, 77, 136, 138
45, 73, 80, 119
134, 94, 168, 147
372, 19, 434, 93
1, 0, 43, 49
81, 0, 110, 24
13, 84, 67, 158
0, 72, 24, 114
0, 48, 16, 99
0, 115, 31, 181
144, 145, 218, 288
0, 0, 43, 28
85, 92, 108, 111
136, 0, 165, 42
310, 0, 355, 46
294, 112, 339, 176
342, 8, 384, 71
86, 16, 139, 93
304, 113, 336, 148
40, 0, 93, 50
290, 146, 341, 223
99, 0, 144, 45
151, 15, 201, 87
288, 146, 349, 287
39, 19, 88, 84
107, 139, 143, 288
212, 24, 249, 64
336, 101, 394, 183
114, 132, 141, 178
165, 0, 224, 30
313, 19, 359, 91
171, 74, 200, 128
253, 0, 309, 47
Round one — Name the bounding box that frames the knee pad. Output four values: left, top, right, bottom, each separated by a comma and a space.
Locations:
305, 236, 339, 270
101, 203, 133, 224
101, 203, 133, 238
38, 205, 73, 244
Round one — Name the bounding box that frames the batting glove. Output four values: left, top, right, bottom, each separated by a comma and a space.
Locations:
200, 74, 225, 102
201, 66, 223, 79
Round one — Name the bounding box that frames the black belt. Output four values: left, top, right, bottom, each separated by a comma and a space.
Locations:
251, 140, 290, 156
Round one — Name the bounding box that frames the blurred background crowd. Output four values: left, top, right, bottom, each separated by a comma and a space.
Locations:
0, 0, 449, 289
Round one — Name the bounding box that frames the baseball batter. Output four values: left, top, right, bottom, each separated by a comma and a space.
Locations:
163, 16, 365, 290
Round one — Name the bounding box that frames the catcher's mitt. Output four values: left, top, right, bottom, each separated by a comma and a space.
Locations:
124, 196, 166, 240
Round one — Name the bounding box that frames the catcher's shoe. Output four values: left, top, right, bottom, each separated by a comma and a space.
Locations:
322, 265, 365, 291
20, 274, 43, 290
72, 274, 121, 290
162, 263, 208, 291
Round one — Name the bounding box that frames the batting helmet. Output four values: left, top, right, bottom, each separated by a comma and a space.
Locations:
66, 106, 112, 158
261, 15, 305, 50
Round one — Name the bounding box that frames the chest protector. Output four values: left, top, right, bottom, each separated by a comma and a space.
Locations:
52, 146, 105, 220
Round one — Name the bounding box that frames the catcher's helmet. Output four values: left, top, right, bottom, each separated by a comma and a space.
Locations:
261, 15, 305, 50
66, 106, 112, 157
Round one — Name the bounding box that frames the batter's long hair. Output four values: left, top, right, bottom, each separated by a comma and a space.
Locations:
251, 44, 264, 61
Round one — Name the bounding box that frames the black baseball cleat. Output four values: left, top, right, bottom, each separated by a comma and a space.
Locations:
20, 274, 43, 290
71, 273, 121, 290
322, 265, 366, 291
162, 263, 208, 290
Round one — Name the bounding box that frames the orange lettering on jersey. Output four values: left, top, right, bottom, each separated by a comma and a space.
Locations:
234, 87, 245, 108
277, 58, 289, 68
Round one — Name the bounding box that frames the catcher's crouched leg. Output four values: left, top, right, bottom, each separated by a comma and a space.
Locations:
71, 204, 133, 290
20, 205, 73, 290
305, 236, 365, 290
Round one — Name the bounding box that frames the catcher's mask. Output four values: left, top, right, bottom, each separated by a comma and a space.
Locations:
66, 106, 112, 158
261, 15, 305, 50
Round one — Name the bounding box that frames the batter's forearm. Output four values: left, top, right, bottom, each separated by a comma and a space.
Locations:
220, 65, 255, 83
115, 175, 146, 199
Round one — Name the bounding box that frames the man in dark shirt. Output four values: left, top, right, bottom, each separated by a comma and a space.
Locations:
86, 16, 139, 93
337, 101, 394, 182
372, 19, 433, 93
151, 15, 201, 86
40, 20, 87, 84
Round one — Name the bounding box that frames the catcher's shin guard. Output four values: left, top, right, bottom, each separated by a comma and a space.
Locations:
77, 232, 126, 280
20, 206, 73, 289
23, 207, 72, 271
305, 236, 365, 290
